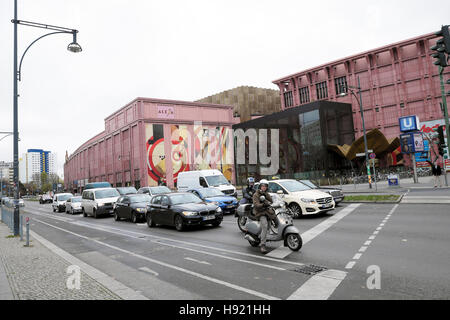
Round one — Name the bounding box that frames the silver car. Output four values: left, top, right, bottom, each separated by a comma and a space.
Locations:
65, 196, 83, 214
299, 180, 344, 204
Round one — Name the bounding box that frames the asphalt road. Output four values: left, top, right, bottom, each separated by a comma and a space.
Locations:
21, 200, 450, 300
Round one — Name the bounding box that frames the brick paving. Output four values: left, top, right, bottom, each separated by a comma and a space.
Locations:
0, 222, 120, 300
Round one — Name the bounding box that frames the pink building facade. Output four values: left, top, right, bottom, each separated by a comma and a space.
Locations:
64, 98, 235, 192
273, 32, 450, 141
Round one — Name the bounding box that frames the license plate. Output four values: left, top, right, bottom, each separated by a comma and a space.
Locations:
226, 205, 235, 209
322, 204, 332, 209
203, 215, 215, 221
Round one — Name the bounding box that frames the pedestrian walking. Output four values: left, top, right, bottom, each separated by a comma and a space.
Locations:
428, 160, 443, 188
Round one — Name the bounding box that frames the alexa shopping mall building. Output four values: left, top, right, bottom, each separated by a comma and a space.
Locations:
65, 31, 450, 190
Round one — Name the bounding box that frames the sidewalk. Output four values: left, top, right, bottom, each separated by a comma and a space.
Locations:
0, 222, 121, 300
330, 176, 450, 194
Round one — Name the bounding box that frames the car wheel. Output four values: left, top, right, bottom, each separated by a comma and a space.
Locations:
289, 203, 302, 218
132, 212, 138, 223
211, 221, 221, 227
93, 208, 98, 219
82, 208, 87, 217
52, 207, 56, 213
146, 213, 155, 227
174, 215, 184, 231
114, 210, 120, 221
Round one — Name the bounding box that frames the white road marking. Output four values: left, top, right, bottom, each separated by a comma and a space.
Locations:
373, 231, 379, 235
29, 230, 148, 300
359, 246, 368, 253
376, 227, 382, 231
26, 208, 308, 267
364, 241, 372, 246
352, 253, 362, 260
184, 257, 212, 265
33, 218, 280, 300
151, 239, 286, 271
287, 269, 347, 300
368, 235, 376, 240
266, 204, 361, 259
138, 267, 159, 276
345, 261, 356, 269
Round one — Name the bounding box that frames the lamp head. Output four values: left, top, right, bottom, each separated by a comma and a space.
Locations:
67, 30, 82, 53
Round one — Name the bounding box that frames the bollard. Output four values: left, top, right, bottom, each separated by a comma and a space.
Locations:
26, 217, 30, 247
20, 215, 23, 241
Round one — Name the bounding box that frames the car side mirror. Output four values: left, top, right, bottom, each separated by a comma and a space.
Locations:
276, 190, 284, 195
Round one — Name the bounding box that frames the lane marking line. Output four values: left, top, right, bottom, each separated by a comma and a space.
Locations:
364, 241, 372, 246
29, 230, 148, 300
26, 208, 308, 268
373, 231, 379, 235
266, 204, 361, 259
359, 246, 368, 253
32, 218, 280, 300
368, 235, 376, 240
345, 261, 356, 269
138, 267, 159, 276
287, 269, 347, 300
352, 253, 362, 260
184, 257, 212, 265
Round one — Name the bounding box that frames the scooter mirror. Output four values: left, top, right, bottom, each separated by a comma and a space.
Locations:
259, 196, 266, 202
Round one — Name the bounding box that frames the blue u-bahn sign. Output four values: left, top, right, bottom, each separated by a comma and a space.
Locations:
399, 116, 420, 132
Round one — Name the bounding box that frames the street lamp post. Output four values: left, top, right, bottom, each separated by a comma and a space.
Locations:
12, 0, 82, 235
340, 76, 372, 189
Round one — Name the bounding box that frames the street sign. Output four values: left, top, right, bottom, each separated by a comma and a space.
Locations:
356, 153, 365, 157
399, 115, 420, 132
369, 153, 376, 159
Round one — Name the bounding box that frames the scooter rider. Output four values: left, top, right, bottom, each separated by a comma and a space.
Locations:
252, 179, 276, 253
242, 177, 256, 203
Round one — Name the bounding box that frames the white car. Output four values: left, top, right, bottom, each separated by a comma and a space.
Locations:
266, 179, 335, 217
65, 196, 83, 214
52, 193, 74, 212
81, 188, 120, 218
177, 169, 237, 197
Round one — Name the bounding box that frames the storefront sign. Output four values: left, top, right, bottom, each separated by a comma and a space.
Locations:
399, 115, 420, 132
157, 106, 175, 119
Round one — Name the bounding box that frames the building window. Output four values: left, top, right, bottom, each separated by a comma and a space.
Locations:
316, 81, 328, 100
299, 87, 310, 104
335, 76, 348, 95
284, 91, 294, 107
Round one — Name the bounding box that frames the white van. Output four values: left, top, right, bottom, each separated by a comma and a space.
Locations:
177, 170, 237, 197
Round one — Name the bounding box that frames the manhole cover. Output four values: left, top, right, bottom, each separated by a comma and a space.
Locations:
291, 264, 327, 275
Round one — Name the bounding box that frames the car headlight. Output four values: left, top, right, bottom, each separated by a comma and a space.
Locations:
98, 203, 104, 207
301, 198, 317, 204
182, 211, 198, 216
216, 207, 222, 213
136, 208, 147, 213
210, 201, 220, 206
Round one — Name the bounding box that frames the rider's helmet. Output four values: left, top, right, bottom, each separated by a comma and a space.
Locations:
246, 177, 255, 187
259, 179, 269, 188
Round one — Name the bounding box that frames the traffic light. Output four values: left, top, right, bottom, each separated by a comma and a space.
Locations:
435, 25, 450, 55
437, 125, 445, 145
431, 48, 448, 67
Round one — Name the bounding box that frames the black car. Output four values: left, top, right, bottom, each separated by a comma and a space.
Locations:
114, 194, 152, 223
116, 187, 138, 195
146, 192, 223, 231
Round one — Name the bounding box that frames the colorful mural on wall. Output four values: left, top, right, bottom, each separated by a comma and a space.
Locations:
171, 125, 190, 184
146, 123, 233, 185
146, 124, 166, 186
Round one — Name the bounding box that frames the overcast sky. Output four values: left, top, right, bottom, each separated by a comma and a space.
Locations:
1, 0, 449, 177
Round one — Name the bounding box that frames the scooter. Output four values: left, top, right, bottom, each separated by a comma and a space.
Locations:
239, 195, 303, 251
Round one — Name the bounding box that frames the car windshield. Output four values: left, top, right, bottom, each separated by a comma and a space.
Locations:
149, 186, 171, 195
300, 180, 317, 189
278, 180, 311, 192
57, 194, 72, 201
71, 197, 82, 203
129, 195, 151, 203
205, 175, 229, 186
198, 188, 225, 198
95, 189, 119, 199
170, 194, 203, 205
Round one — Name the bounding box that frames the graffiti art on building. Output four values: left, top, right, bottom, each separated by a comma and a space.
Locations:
171, 125, 190, 184
146, 124, 166, 186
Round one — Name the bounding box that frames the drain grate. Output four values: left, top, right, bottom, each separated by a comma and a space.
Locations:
291, 264, 328, 275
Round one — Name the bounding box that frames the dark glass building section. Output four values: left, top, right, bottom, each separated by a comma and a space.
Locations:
233, 101, 354, 184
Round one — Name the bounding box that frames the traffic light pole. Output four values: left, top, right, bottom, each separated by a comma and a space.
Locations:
439, 66, 449, 187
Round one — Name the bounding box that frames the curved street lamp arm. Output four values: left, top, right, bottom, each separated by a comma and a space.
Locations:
0, 133, 14, 142
18, 30, 72, 81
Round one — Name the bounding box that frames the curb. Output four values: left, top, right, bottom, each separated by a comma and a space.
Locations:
30, 230, 149, 300
341, 193, 405, 204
